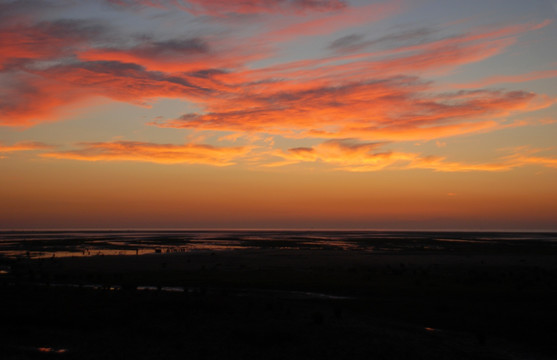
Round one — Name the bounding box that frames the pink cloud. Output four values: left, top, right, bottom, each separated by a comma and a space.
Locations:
263, 1, 401, 42
107, 0, 347, 15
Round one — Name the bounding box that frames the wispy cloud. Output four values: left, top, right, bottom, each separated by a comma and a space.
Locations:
149, 20, 553, 143
263, 2, 401, 42
0, 141, 53, 152
1, 0, 555, 174
7, 138, 557, 172
328, 27, 436, 53
1, 0, 549, 132
0, 60, 215, 126
151, 81, 550, 142
107, 0, 347, 15
501, 146, 557, 169
76, 35, 268, 73
456, 69, 557, 89
42, 141, 252, 166
267, 140, 557, 172
0, 18, 107, 71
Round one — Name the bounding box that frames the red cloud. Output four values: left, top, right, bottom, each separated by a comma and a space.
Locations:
0, 19, 104, 71
0, 72, 87, 127
152, 80, 550, 142
78, 38, 269, 73
148, 19, 553, 142
1, 61, 217, 126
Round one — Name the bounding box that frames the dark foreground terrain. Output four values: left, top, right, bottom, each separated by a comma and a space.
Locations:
1, 232, 556, 359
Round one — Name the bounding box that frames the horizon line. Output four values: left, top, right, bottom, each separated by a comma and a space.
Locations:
1, 228, 556, 233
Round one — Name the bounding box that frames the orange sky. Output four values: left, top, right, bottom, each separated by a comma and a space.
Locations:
1, 0, 556, 230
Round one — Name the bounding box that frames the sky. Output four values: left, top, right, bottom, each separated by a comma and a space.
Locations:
1, 0, 556, 230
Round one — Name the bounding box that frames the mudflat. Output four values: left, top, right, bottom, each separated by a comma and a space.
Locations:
1, 231, 556, 359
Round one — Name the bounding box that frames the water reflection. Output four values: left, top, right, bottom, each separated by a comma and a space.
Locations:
1, 230, 555, 259
39, 281, 355, 300
37, 347, 68, 354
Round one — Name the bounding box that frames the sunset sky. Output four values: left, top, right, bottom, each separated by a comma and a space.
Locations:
1, 0, 556, 230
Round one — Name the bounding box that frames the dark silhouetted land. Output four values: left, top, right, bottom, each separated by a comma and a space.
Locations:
1, 231, 556, 359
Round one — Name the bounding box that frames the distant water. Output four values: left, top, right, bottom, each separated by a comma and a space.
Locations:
0, 230, 556, 259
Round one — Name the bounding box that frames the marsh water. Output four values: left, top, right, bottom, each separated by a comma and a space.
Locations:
1, 230, 556, 259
